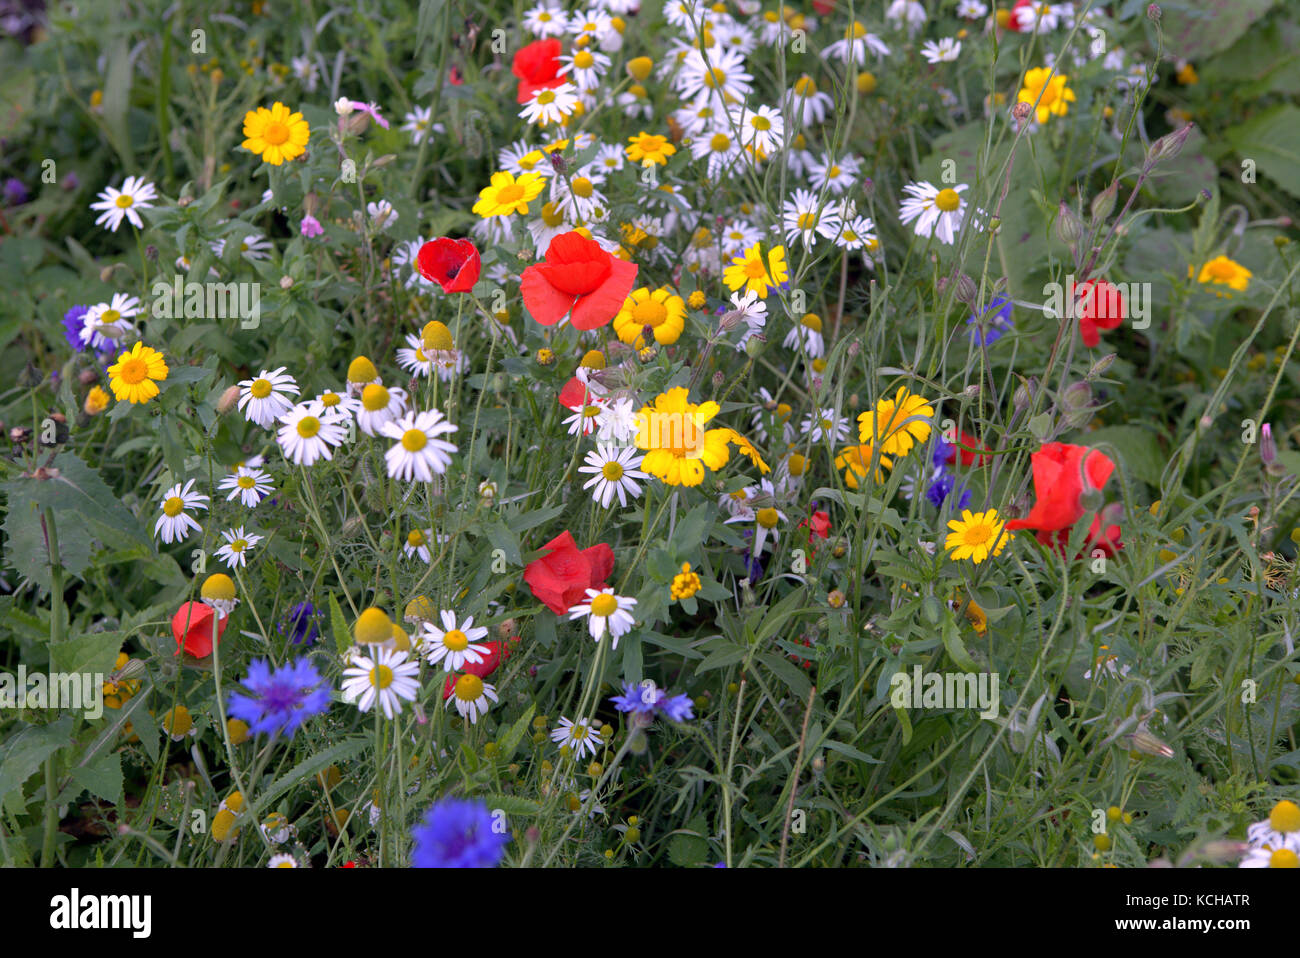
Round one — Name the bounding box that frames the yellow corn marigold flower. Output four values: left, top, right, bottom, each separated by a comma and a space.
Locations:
536, 347, 556, 366
944, 509, 1013, 564
1190, 255, 1251, 296
1175, 61, 1198, 85
626, 132, 676, 167
472, 171, 545, 218
671, 562, 702, 601
723, 243, 788, 299
241, 102, 310, 165
857, 387, 934, 457
614, 287, 687, 347
1017, 67, 1076, 125
634, 387, 766, 486
107, 342, 168, 405
84, 385, 111, 415
835, 443, 892, 488
687, 290, 707, 309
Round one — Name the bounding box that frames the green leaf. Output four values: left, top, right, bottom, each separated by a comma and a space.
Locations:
50, 631, 122, 679
497, 704, 535, 763
941, 618, 979, 673
0, 716, 75, 802
482, 793, 540, 818
483, 518, 523, 566
1161, 0, 1276, 62
1224, 103, 1300, 201
667, 821, 710, 866
329, 593, 352, 656
249, 737, 368, 821
67, 753, 124, 807
1084, 425, 1167, 487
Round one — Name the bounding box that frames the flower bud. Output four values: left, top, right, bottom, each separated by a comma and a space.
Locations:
217, 385, 241, 414
1055, 201, 1084, 246
1128, 727, 1174, 758
1146, 3, 1161, 22
1086, 353, 1117, 380
1091, 181, 1119, 223
1145, 123, 1193, 168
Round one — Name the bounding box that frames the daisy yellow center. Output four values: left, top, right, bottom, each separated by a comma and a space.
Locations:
262, 120, 290, 145
1270, 800, 1300, 833
401, 428, 427, 451
632, 299, 668, 326
935, 189, 961, 212
703, 67, 726, 89
797, 212, 817, 230
821, 418, 833, 430
321, 391, 340, 406
710, 133, 730, 151
442, 629, 469, 651
571, 723, 589, 740
750, 115, 771, 131
495, 183, 526, 205
802, 313, 822, 331
602, 461, 625, 481
230, 539, 247, 552
572, 177, 594, 198
455, 673, 484, 701
541, 202, 565, 226
250, 378, 273, 398
296, 416, 320, 438
793, 76, 817, 96
361, 384, 390, 411
115, 194, 134, 208
583, 405, 601, 419
1270, 848, 1299, 868
756, 507, 779, 529
370, 664, 394, 689
237, 475, 256, 489
407, 530, 425, 547
101, 309, 121, 324
536, 90, 556, 105
590, 593, 619, 617
574, 51, 595, 69
849, 21, 867, 39
828, 165, 841, 178
117, 357, 149, 384
162, 496, 185, 517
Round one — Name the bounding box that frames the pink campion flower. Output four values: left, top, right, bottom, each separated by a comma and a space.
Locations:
347, 100, 389, 129
300, 215, 324, 238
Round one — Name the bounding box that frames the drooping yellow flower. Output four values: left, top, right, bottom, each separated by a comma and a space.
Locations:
107, 342, 168, 404
240, 102, 310, 166
723, 243, 788, 299
472, 171, 545, 218
835, 443, 892, 488
84, 385, 111, 415
944, 509, 1013, 564
856, 387, 934, 458
670, 562, 701, 601
634, 387, 766, 486
614, 287, 687, 347
1017, 67, 1075, 125
1191, 255, 1251, 296
625, 131, 677, 167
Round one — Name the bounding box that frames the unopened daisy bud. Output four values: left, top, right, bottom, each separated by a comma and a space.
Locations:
201, 573, 238, 615
580, 349, 605, 370
217, 384, 241, 414
828, 589, 846, 608
1128, 727, 1174, 758
421, 320, 454, 351
856, 71, 876, 94
610, 15, 625, 32
587, 761, 602, 776
625, 826, 640, 842
353, 606, 393, 644
626, 56, 653, 82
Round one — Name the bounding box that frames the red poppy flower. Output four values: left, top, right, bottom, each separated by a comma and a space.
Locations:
523, 530, 615, 615
448, 66, 464, 86
521, 231, 638, 331
1006, 0, 1034, 31
417, 238, 481, 293
172, 601, 228, 658
1076, 279, 1125, 348
512, 38, 565, 103
1033, 504, 1125, 558
441, 638, 519, 699
1006, 442, 1115, 535
946, 431, 992, 468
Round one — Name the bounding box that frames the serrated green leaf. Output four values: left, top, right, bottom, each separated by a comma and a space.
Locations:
329, 592, 351, 655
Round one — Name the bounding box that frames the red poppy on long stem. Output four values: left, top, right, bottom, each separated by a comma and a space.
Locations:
1007, 442, 1123, 557
417, 238, 481, 293
521, 231, 637, 330
1076, 278, 1125, 348
172, 601, 229, 658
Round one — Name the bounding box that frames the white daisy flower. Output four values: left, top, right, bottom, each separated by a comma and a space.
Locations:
731, 103, 785, 157
898, 181, 973, 245
886, 0, 927, 33
446, 673, 498, 724
578, 444, 649, 508
782, 188, 843, 248
595, 397, 639, 444
921, 38, 962, 64
365, 200, 398, 231
724, 479, 787, 555
392, 235, 434, 290
550, 716, 603, 760
291, 55, 318, 91
237, 367, 300, 429
730, 288, 768, 351
1016, 1, 1059, 33
563, 400, 607, 437
210, 231, 272, 261
276, 401, 348, 467
689, 127, 742, 179
154, 479, 209, 544
400, 104, 445, 144
341, 647, 421, 719
567, 587, 637, 646
720, 219, 763, 257
498, 140, 551, 178
823, 21, 890, 66
674, 47, 753, 112
783, 311, 825, 357
422, 610, 490, 671
800, 408, 850, 444
1246, 801, 1300, 852
784, 76, 835, 127
396, 333, 434, 378
520, 82, 580, 127
89, 175, 157, 231
379, 409, 459, 481
749, 387, 794, 444
81, 294, 141, 350
216, 526, 263, 569
523, 0, 568, 36
268, 853, 300, 868
316, 388, 362, 422
356, 383, 409, 437
550, 173, 608, 224
715, 20, 758, 55
559, 48, 611, 89
217, 465, 274, 507
403, 528, 433, 564
956, 0, 988, 17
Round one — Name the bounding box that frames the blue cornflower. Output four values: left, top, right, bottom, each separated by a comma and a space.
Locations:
3, 178, 28, 206
283, 601, 321, 646
411, 798, 509, 868
227, 657, 330, 739
966, 295, 1014, 346
610, 682, 695, 723
62, 305, 90, 352
923, 465, 972, 511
